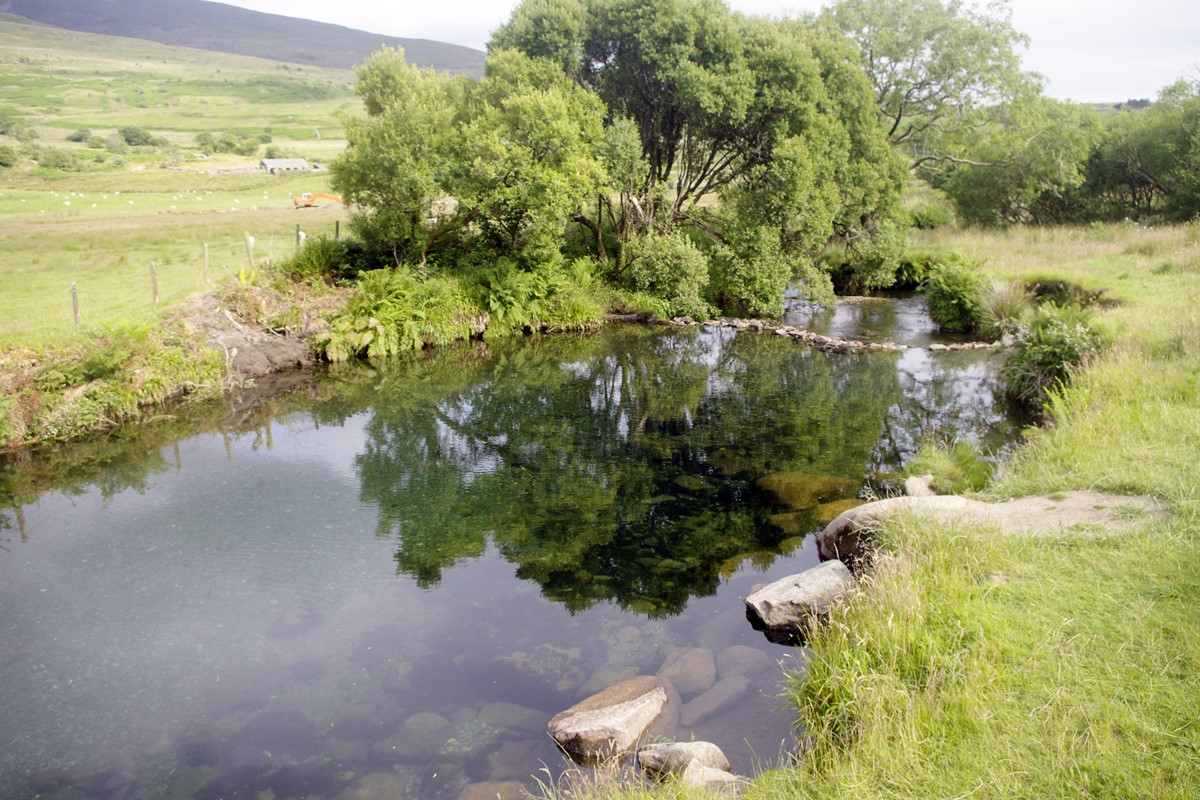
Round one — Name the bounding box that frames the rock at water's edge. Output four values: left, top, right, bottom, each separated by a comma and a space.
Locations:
744, 561, 854, 645
548, 676, 671, 764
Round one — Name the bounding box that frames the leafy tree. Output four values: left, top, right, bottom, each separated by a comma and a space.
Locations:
824, 0, 1039, 170
938, 97, 1105, 225
493, 0, 906, 309
1082, 79, 1200, 222
118, 126, 161, 147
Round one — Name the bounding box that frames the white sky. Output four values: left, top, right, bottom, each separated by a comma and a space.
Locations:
218, 0, 1199, 102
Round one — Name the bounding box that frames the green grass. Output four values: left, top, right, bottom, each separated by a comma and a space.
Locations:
0, 17, 357, 346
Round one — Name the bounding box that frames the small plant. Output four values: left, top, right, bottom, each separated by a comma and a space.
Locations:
1002, 303, 1106, 408
907, 200, 955, 230
277, 236, 347, 283
976, 278, 1032, 339
907, 439, 993, 494
921, 261, 981, 332
622, 232, 713, 320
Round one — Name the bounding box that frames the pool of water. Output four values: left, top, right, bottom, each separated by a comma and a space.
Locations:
0, 315, 1018, 799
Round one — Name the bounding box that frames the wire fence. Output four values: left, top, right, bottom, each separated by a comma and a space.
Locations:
0, 220, 340, 344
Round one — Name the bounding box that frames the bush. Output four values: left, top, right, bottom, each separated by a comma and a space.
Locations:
1002, 303, 1106, 408
33, 147, 80, 171
0, 145, 18, 168
119, 126, 159, 147
976, 278, 1031, 339
921, 261, 981, 332
906, 199, 956, 230
65, 128, 92, 143
623, 232, 712, 320
709, 225, 796, 316
276, 236, 348, 283
475, 257, 607, 338
317, 269, 483, 361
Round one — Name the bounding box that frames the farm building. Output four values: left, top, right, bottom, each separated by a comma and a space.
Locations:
260, 158, 310, 174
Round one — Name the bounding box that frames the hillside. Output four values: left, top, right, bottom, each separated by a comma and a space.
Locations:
0, 0, 486, 76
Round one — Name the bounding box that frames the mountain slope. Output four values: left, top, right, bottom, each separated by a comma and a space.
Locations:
0, 0, 485, 75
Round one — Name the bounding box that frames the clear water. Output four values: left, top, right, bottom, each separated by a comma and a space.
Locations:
0, 313, 1018, 799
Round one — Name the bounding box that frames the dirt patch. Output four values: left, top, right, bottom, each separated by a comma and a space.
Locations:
172, 285, 348, 381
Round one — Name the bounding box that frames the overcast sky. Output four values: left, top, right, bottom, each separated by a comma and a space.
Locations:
220, 0, 1198, 102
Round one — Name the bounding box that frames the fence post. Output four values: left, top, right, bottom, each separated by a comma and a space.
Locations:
335, 220, 340, 240
70, 282, 80, 329
244, 234, 255, 268
295, 223, 301, 249
150, 262, 159, 306
204, 243, 210, 284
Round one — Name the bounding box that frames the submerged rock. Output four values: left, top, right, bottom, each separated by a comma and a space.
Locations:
637, 741, 731, 776
679, 675, 750, 728
548, 676, 673, 764
656, 647, 716, 696
755, 472, 859, 510
744, 561, 855, 645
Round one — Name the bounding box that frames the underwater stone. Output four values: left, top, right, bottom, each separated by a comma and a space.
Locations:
656, 647, 716, 697
755, 472, 859, 510
679, 675, 750, 728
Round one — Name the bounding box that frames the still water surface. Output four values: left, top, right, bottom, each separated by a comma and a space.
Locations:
0, 310, 1017, 799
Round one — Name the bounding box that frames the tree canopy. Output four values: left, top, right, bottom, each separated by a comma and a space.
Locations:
332, 0, 908, 318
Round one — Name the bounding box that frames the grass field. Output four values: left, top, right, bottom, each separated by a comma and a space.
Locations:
0, 16, 355, 345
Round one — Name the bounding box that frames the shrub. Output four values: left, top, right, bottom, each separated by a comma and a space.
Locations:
0, 145, 17, 168
276, 236, 348, 283
33, 147, 80, 171
118, 126, 159, 147
622, 231, 712, 320
708, 225, 795, 317
1002, 303, 1106, 408
921, 261, 981, 332
65, 128, 92, 143
976, 278, 1031, 339
476, 257, 607, 338
907, 200, 955, 230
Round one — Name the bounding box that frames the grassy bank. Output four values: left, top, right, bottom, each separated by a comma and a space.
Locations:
548, 223, 1200, 799
758, 224, 1199, 798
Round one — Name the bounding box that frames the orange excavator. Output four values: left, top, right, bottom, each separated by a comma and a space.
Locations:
293, 192, 347, 208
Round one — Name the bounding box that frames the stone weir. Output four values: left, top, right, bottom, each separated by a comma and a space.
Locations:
662, 316, 1010, 355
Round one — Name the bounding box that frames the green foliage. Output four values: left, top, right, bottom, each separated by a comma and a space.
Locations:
826, 0, 1038, 164
976, 277, 1031, 339
316, 268, 482, 362
0, 145, 18, 168
622, 232, 712, 320
1002, 303, 1106, 408
194, 130, 265, 156
921, 261, 981, 332
118, 126, 163, 147
709, 224, 807, 316
276, 236, 349, 283
30, 323, 224, 442
32, 146, 80, 172
65, 127, 92, 143
906, 199, 955, 230
475, 257, 607, 337
939, 97, 1105, 226
906, 439, 993, 494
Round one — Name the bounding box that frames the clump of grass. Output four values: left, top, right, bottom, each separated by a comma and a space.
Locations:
21, 322, 225, 443
976, 277, 1031, 340
906, 439, 993, 494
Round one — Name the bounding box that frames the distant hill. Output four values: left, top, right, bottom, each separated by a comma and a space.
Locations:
0, 0, 486, 76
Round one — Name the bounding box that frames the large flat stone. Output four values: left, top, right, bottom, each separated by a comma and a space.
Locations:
548, 676, 671, 764
744, 561, 854, 645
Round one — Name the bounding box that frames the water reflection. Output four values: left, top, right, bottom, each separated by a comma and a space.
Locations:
0, 315, 1018, 800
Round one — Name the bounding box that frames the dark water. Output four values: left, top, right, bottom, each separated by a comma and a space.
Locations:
0, 309, 1018, 800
